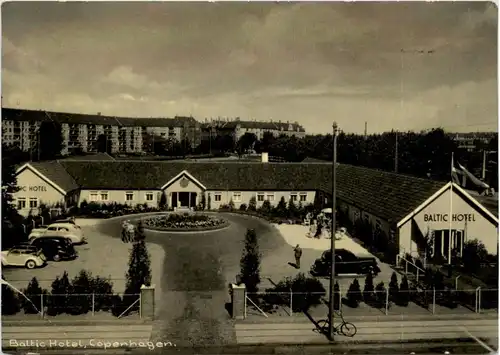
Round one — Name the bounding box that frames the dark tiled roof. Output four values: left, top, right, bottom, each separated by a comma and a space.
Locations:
318, 165, 446, 224
200, 120, 306, 132
27, 161, 80, 192
58, 161, 332, 191
466, 193, 499, 217
2, 108, 189, 128
302, 157, 330, 163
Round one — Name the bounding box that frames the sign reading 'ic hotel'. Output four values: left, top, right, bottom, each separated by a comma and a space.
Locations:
19, 185, 48, 192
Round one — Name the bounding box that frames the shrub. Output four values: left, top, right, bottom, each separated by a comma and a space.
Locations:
228, 199, 235, 211
91, 276, 115, 312
68, 270, 93, 315
110, 294, 126, 317
2, 283, 21, 315
388, 272, 399, 303
207, 193, 212, 210
264, 273, 326, 312
159, 192, 168, 210
344, 279, 362, 308
46, 272, 72, 316
248, 196, 257, 211
363, 272, 375, 305
239, 203, 248, 211
142, 214, 226, 230
238, 229, 261, 295
259, 200, 272, 216
397, 276, 410, 307
275, 197, 288, 218
22, 277, 44, 314
200, 194, 206, 210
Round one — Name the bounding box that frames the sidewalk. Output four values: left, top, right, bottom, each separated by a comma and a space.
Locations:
234, 317, 499, 345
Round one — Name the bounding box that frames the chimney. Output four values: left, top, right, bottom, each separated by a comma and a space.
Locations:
261, 152, 269, 163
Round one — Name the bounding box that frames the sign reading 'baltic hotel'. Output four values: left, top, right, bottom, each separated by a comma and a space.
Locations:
423, 213, 476, 222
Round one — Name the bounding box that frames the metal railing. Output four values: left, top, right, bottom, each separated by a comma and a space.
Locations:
244, 288, 498, 317
396, 254, 426, 282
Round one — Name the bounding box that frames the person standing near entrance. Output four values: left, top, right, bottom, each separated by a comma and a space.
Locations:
294, 244, 302, 269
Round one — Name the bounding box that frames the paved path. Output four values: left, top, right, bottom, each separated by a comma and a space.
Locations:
97, 213, 288, 348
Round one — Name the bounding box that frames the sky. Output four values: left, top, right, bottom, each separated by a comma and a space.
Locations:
2, 1, 498, 134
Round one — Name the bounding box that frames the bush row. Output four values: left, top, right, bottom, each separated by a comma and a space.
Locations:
1, 271, 139, 317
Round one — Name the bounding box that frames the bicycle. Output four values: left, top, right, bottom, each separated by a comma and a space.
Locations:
314, 311, 357, 337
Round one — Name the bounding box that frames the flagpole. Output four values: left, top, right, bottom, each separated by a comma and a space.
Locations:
448, 152, 454, 265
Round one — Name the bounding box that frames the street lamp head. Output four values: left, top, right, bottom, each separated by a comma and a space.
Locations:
332, 122, 338, 131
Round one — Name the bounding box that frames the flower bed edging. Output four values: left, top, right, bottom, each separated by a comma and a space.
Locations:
142, 220, 230, 232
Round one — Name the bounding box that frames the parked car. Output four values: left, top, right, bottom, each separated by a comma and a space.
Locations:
54, 218, 76, 225
28, 222, 86, 244
29, 237, 78, 262
1, 247, 46, 269
310, 248, 381, 277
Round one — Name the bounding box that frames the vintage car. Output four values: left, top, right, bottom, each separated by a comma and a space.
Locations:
310, 248, 381, 277
30, 237, 78, 262
28, 222, 86, 244
1, 247, 46, 269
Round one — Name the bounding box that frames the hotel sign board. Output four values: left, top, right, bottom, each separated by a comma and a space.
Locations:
20, 185, 48, 192
423, 213, 476, 223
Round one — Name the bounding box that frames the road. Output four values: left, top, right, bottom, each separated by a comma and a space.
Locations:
97, 212, 287, 347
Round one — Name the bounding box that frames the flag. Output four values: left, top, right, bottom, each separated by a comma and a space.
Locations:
451, 153, 465, 186
458, 162, 490, 190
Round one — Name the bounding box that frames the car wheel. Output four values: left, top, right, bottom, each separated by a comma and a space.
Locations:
25, 260, 36, 269
53, 254, 61, 262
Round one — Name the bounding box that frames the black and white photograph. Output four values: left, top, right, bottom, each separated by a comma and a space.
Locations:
1, 2, 498, 354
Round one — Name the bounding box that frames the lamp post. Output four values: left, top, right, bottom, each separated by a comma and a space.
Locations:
328, 122, 338, 341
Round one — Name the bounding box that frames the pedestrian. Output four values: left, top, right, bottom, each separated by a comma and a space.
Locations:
294, 244, 302, 269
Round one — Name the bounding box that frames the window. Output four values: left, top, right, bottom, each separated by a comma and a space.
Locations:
233, 192, 242, 202
100, 192, 109, 201
290, 193, 298, 202
299, 192, 307, 202
266, 193, 275, 202
17, 197, 26, 209
90, 192, 98, 202
29, 198, 38, 208
125, 192, 134, 201
257, 193, 265, 202
214, 193, 222, 202
375, 219, 382, 231
146, 193, 154, 201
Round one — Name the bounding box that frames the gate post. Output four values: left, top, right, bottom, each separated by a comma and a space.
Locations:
230, 283, 246, 319
140, 284, 155, 320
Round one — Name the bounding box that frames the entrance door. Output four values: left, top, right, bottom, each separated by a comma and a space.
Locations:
178, 192, 190, 207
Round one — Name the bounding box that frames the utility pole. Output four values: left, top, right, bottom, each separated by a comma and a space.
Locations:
482, 149, 487, 180
364, 122, 367, 139
394, 131, 399, 173
328, 122, 338, 341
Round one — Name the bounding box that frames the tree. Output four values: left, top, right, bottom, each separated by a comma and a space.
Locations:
388, 272, 399, 303
200, 194, 206, 210
124, 239, 152, 310
237, 132, 258, 154
398, 275, 410, 307
22, 277, 44, 314
47, 272, 72, 315
248, 196, 257, 212
238, 229, 261, 295
2, 282, 20, 315
345, 279, 362, 308
228, 198, 235, 211
69, 270, 93, 315
38, 121, 64, 159
462, 239, 490, 273
375, 282, 386, 308
287, 198, 297, 219
159, 191, 168, 210
135, 220, 146, 241
275, 196, 288, 218
96, 134, 111, 154
260, 200, 272, 216
363, 272, 375, 305
2, 144, 24, 248
207, 193, 212, 210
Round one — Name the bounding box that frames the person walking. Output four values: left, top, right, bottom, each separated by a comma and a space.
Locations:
294, 244, 303, 269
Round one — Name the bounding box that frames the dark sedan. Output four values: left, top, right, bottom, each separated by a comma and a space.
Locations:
310, 248, 381, 277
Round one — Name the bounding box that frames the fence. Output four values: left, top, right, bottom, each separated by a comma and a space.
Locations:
11, 293, 141, 318
245, 288, 498, 317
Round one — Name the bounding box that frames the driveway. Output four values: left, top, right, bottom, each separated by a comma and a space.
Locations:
97, 212, 287, 347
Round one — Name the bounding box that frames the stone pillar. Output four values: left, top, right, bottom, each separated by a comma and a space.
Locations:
140, 284, 155, 320
230, 283, 246, 320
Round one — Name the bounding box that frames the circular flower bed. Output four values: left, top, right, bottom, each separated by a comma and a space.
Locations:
142, 213, 228, 232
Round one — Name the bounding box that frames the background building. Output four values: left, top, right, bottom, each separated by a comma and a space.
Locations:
1, 108, 202, 155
